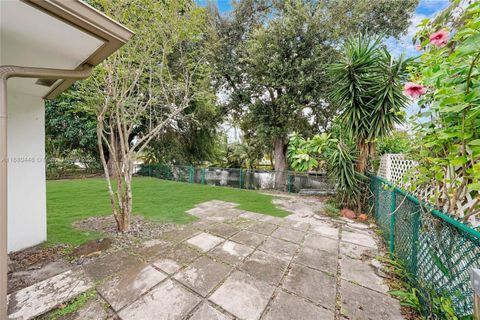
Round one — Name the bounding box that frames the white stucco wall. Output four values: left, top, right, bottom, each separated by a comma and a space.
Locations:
7, 91, 46, 252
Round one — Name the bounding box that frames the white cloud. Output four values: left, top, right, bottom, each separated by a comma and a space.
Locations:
385, 12, 427, 58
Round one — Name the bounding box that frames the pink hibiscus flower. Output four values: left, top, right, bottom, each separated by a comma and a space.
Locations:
429, 29, 450, 47
403, 82, 427, 98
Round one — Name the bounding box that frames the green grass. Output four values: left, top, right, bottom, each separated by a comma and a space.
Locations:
47, 176, 288, 246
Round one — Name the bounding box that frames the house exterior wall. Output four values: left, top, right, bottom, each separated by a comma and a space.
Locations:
7, 91, 46, 252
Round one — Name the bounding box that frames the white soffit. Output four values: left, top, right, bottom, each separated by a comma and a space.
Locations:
0, 0, 105, 97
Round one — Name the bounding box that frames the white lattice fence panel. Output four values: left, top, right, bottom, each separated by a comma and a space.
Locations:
377, 154, 479, 228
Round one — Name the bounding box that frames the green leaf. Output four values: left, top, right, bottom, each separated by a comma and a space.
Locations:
468, 183, 480, 191
468, 139, 480, 146
456, 34, 480, 56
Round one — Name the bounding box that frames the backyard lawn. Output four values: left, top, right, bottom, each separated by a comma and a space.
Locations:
46, 176, 288, 246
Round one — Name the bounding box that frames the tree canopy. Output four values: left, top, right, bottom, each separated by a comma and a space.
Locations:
211, 0, 418, 187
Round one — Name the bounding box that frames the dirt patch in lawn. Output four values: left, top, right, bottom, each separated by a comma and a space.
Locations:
73, 215, 177, 242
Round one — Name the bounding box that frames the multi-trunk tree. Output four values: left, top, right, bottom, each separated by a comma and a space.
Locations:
78, 0, 214, 232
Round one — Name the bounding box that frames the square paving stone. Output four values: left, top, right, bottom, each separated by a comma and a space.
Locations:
246, 222, 278, 235
7, 268, 93, 320
304, 233, 338, 254
225, 218, 257, 229
152, 244, 202, 274
68, 296, 108, 320
340, 256, 388, 293
341, 230, 377, 249
239, 250, 288, 285
98, 263, 167, 311
135, 238, 173, 259
210, 271, 275, 320
174, 256, 231, 296
186, 207, 210, 219
311, 223, 339, 239
264, 290, 334, 320
258, 237, 300, 261
339, 241, 377, 260
204, 223, 241, 238
160, 227, 200, 243
118, 279, 201, 320
83, 251, 142, 281
187, 232, 225, 252
294, 246, 337, 274
239, 211, 264, 220
271, 226, 305, 244
283, 264, 336, 309
189, 302, 232, 320
340, 280, 403, 319
209, 240, 254, 265
230, 230, 266, 248
282, 219, 310, 232
259, 215, 284, 225
192, 219, 217, 229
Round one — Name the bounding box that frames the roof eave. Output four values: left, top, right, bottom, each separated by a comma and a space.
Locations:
22, 0, 134, 99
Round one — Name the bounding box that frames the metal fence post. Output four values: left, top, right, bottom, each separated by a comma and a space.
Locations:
201, 168, 205, 185
374, 177, 379, 219
239, 169, 243, 189
472, 269, 480, 319
411, 206, 420, 276
390, 189, 396, 257
287, 173, 292, 193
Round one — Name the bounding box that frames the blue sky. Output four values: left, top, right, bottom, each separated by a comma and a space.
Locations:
387, 0, 450, 57
196, 0, 450, 57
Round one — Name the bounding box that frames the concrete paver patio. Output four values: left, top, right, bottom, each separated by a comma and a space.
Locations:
7, 199, 404, 319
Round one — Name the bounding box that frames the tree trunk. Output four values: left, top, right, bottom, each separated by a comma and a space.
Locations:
107, 156, 117, 177
356, 137, 369, 175
355, 137, 371, 213
274, 137, 287, 191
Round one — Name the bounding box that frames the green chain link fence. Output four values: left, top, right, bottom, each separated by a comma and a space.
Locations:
136, 163, 333, 193
371, 175, 480, 317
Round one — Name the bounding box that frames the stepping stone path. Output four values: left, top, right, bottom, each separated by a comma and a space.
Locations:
7, 198, 404, 320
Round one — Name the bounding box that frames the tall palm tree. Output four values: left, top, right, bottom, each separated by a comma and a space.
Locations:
328, 34, 410, 211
